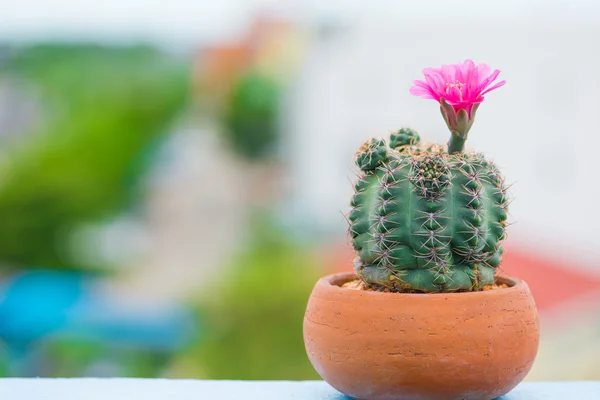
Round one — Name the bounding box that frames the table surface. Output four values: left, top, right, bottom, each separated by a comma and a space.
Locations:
1, 379, 598, 399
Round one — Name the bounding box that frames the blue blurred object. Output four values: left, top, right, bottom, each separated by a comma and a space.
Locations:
0, 270, 84, 342
0, 269, 196, 376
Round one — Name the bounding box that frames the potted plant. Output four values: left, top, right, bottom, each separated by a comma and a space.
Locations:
303, 60, 539, 400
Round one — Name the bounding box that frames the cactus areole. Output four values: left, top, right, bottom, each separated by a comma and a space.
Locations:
350, 60, 507, 293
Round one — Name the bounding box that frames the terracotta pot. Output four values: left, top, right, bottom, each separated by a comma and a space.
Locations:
304, 272, 539, 400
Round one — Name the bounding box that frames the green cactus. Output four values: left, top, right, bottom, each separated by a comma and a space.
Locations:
349, 128, 509, 293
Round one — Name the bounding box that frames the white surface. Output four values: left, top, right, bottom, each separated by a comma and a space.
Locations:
1, 379, 599, 400
0, 379, 342, 400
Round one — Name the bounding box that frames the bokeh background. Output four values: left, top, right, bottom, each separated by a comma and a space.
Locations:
1, 0, 599, 381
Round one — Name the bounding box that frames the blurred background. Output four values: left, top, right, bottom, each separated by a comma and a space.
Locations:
0, 0, 599, 381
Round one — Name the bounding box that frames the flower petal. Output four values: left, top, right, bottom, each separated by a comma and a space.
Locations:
441, 64, 456, 83
413, 80, 432, 90
461, 60, 475, 97
423, 72, 436, 88
476, 63, 491, 85
433, 75, 448, 96
457, 59, 474, 82
412, 80, 437, 98
409, 86, 436, 99
423, 67, 442, 76
477, 69, 501, 92
479, 80, 506, 96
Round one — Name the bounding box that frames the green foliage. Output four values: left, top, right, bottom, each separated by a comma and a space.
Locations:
42, 338, 169, 377
0, 44, 188, 270
223, 71, 281, 161
350, 131, 509, 293
173, 216, 321, 380
0, 342, 8, 377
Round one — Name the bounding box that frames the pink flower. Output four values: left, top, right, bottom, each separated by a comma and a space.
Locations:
409, 60, 505, 116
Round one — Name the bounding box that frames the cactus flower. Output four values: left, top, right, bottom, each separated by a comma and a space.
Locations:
410, 60, 505, 115
410, 60, 505, 153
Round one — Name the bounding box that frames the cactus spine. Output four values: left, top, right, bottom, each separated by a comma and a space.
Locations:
349, 129, 509, 293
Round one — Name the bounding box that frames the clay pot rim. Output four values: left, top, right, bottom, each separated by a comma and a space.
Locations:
318, 272, 528, 299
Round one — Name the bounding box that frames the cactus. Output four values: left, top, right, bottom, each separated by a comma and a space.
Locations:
349, 128, 509, 293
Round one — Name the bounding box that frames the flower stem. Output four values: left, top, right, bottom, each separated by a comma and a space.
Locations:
448, 133, 466, 154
